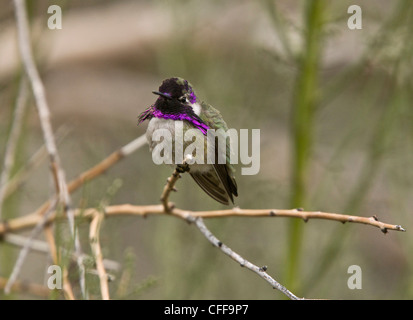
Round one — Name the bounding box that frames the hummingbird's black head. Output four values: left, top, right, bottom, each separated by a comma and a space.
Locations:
152, 77, 198, 114
157, 77, 196, 101
139, 77, 208, 133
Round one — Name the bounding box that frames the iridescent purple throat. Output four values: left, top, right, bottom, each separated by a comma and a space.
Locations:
153, 109, 209, 135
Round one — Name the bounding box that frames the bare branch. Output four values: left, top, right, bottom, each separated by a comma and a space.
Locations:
191, 216, 302, 300
0, 203, 405, 236
160, 169, 181, 213
4, 233, 50, 252
3, 233, 120, 272
89, 210, 110, 300
160, 160, 189, 212
0, 77, 28, 220
43, 223, 75, 300
3, 198, 58, 294
67, 135, 147, 193
13, 0, 86, 297
173, 208, 406, 234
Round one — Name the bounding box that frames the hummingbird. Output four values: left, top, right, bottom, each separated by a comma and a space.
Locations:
138, 77, 238, 205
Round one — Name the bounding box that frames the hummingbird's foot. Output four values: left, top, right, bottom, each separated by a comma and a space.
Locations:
176, 163, 190, 174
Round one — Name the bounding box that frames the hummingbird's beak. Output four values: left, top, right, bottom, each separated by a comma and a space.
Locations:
152, 91, 172, 100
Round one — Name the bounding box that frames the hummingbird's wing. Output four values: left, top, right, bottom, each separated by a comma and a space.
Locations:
190, 170, 232, 205
190, 101, 238, 205
190, 133, 238, 205
190, 162, 237, 205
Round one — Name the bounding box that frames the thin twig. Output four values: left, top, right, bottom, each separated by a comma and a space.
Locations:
67, 135, 147, 193
4, 233, 51, 252
191, 216, 302, 300
160, 170, 181, 213
3, 233, 120, 271
43, 223, 75, 300
89, 210, 110, 300
160, 167, 301, 299
4, 198, 58, 294
13, 0, 87, 298
160, 160, 189, 212
0, 77, 28, 220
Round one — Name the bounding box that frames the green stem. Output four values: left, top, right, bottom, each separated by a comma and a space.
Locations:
285, 0, 325, 293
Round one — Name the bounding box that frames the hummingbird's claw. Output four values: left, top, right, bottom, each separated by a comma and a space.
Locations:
176, 163, 190, 174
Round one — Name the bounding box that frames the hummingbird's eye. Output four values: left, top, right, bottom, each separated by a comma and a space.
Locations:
178, 96, 188, 103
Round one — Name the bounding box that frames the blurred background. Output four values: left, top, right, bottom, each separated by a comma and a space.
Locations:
0, 0, 412, 299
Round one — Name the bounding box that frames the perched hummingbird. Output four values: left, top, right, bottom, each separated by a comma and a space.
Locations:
138, 77, 238, 205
